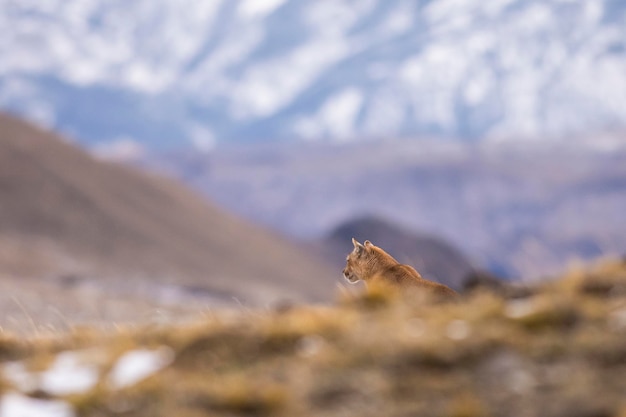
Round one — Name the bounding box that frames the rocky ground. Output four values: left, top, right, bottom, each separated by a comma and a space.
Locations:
1, 259, 626, 417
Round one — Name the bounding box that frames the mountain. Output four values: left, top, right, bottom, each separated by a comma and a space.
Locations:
318, 216, 474, 290
0, 113, 338, 305
159, 139, 626, 280
1, 0, 625, 150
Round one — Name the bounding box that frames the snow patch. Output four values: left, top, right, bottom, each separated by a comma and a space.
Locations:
107, 347, 175, 389
294, 88, 363, 140
122, 63, 174, 94
2, 350, 104, 396
424, 0, 473, 23
0, 392, 74, 417
362, 88, 406, 136
399, 57, 424, 84
464, 72, 492, 105
40, 351, 100, 396
186, 25, 265, 100
238, 0, 287, 19
583, 0, 604, 26
380, 4, 414, 35
231, 37, 350, 119
482, 0, 516, 17
319, 88, 364, 139
304, 1, 374, 36
519, 4, 553, 32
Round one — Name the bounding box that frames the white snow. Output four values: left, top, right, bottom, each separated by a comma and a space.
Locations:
424, 0, 473, 24
0, 0, 225, 93
0, 392, 75, 417
1, 0, 626, 142
185, 25, 265, 99
481, 0, 515, 17
294, 87, 363, 140
362, 88, 407, 136
304, 1, 375, 36
231, 36, 351, 119
399, 57, 424, 85
0, 347, 175, 417
39, 352, 100, 396
583, 0, 604, 26
107, 347, 175, 389
318, 88, 364, 139
465, 32, 496, 54
518, 4, 553, 32
238, 0, 287, 19
2, 350, 102, 396
463, 72, 492, 106
380, 4, 414, 35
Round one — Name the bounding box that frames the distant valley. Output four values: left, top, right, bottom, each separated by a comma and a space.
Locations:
152, 138, 626, 280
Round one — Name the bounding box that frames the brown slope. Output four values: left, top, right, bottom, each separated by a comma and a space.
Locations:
0, 113, 336, 304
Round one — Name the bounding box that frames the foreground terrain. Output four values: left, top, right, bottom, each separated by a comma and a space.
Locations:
1, 259, 626, 417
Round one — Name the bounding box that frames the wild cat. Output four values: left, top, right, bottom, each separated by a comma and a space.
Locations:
343, 238, 458, 298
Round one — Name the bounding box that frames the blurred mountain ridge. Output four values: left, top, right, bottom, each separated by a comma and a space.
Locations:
158, 139, 626, 280
0, 113, 338, 306
1, 0, 625, 150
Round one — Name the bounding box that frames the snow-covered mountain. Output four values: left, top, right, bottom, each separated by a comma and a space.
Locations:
1, 0, 625, 151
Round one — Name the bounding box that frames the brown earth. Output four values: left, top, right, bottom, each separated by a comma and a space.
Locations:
0, 113, 336, 306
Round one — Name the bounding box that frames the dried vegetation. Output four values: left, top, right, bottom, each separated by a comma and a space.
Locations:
2, 259, 626, 417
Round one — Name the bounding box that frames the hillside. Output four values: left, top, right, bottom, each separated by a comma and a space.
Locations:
1, 259, 625, 417
168, 140, 626, 279
1, 0, 625, 148
318, 216, 474, 290
0, 113, 337, 307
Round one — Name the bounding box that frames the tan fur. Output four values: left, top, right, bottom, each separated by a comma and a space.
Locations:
343, 238, 458, 299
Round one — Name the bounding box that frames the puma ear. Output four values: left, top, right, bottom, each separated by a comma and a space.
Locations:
352, 238, 364, 254
364, 240, 373, 248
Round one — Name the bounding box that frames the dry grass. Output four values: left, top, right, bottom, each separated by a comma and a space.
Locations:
1, 259, 626, 417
